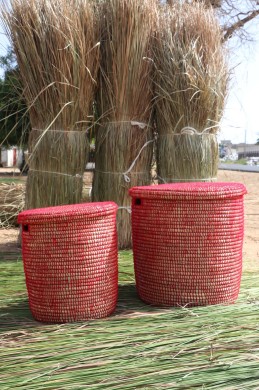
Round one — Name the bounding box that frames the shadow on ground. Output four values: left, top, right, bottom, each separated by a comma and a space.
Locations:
0, 284, 168, 332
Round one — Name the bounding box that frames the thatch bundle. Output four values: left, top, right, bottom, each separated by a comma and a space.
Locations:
0, 177, 92, 229
0, 183, 25, 228
3, 0, 100, 209
154, 2, 228, 183
92, 0, 158, 249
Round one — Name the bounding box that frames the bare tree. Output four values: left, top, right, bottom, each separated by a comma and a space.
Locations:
220, 1, 259, 41
167, 1, 259, 41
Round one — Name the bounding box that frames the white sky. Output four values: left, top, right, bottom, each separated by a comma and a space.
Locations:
220, 20, 259, 144
0, 8, 258, 145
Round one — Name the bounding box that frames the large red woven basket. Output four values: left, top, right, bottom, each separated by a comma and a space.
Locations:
18, 202, 118, 323
129, 183, 247, 307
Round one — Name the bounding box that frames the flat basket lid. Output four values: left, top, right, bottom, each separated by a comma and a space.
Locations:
18, 202, 118, 225
129, 182, 247, 201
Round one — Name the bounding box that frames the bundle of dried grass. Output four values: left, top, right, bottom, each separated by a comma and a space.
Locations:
0, 183, 25, 228
153, 2, 228, 183
92, 0, 158, 249
3, 0, 100, 209
0, 178, 92, 228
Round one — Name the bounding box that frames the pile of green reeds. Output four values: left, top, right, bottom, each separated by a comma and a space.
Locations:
92, 0, 158, 249
153, 2, 228, 183
3, 0, 100, 209
1, 251, 259, 389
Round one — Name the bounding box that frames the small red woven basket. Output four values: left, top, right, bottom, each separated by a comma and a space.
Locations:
129, 182, 247, 307
18, 202, 118, 323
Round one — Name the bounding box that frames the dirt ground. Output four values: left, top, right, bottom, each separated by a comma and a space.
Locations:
0, 170, 258, 271
218, 170, 259, 271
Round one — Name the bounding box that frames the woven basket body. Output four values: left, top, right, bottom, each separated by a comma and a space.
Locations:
129, 183, 247, 306
18, 202, 118, 322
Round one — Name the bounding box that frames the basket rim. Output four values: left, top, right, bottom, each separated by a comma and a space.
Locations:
129, 182, 247, 200
18, 202, 118, 225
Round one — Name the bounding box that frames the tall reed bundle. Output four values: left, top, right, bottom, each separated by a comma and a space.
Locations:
153, 2, 228, 183
92, 0, 158, 249
3, 0, 100, 209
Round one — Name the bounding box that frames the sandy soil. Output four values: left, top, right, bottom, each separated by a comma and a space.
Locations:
0, 170, 258, 271
218, 170, 259, 271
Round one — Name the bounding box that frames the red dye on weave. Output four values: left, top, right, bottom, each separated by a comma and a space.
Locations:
18, 202, 118, 323
129, 182, 247, 307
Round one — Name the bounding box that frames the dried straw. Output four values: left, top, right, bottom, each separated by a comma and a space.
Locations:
92, 0, 158, 249
0, 182, 25, 227
157, 133, 219, 183
3, 0, 100, 208
153, 2, 228, 183
0, 178, 91, 228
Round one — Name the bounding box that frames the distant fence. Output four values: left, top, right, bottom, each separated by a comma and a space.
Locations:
236, 145, 259, 159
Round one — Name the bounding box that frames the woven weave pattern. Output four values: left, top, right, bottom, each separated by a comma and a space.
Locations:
18, 202, 118, 323
129, 183, 247, 307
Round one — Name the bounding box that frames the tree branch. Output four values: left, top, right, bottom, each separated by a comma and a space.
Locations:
223, 9, 259, 41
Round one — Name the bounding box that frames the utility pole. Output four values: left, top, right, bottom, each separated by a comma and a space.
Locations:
244, 129, 247, 159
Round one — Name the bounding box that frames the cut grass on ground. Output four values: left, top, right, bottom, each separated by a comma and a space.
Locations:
0, 177, 25, 184
1, 251, 259, 389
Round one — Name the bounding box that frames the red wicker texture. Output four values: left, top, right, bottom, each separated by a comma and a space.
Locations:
18, 202, 118, 323
129, 183, 247, 307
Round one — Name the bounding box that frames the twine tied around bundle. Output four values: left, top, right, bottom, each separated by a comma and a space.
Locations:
29, 169, 83, 178
180, 126, 218, 135
122, 139, 154, 182
32, 128, 88, 133
180, 126, 199, 135
130, 121, 148, 129
107, 121, 149, 129
95, 139, 154, 183
118, 206, 132, 214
